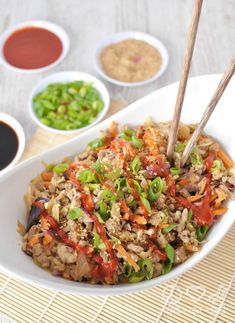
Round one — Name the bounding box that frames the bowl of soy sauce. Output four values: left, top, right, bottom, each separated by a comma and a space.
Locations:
0, 113, 25, 174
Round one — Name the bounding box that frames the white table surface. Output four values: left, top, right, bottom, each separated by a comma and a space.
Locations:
0, 0, 234, 142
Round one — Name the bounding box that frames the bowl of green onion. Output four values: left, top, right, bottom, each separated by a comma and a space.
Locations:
29, 71, 110, 134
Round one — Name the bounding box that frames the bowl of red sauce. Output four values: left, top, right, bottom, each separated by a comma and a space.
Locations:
0, 20, 70, 73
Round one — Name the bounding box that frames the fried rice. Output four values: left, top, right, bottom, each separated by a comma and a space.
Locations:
19, 120, 235, 284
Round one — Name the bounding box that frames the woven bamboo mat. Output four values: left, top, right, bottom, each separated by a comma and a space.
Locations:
0, 98, 234, 323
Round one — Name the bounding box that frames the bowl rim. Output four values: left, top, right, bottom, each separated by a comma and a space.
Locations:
0, 112, 25, 175
0, 74, 234, 296
0, 20, 70, 74
28, 70, 110, 134
93, 30, 169, 87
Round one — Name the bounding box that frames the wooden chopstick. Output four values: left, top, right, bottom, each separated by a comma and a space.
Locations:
167, 0, 203, 161
181, 57, 235, 167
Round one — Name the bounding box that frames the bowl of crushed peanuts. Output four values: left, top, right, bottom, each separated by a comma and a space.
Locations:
94, 31, 169, 87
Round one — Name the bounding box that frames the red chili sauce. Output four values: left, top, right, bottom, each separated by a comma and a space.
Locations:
3, 26, 63, 69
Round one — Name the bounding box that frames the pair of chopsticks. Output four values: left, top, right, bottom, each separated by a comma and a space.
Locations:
166, 0, 235, 166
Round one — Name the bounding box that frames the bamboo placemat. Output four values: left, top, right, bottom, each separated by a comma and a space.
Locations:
0, 98, 234, 323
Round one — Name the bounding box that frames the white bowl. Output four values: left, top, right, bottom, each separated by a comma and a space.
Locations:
0, 20, 70, 74
0, 113, 25, 175
94, 31, 169, 87
0, 75, 234, 296
29, 71, 110, 134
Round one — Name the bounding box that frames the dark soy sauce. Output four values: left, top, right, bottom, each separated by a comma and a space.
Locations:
0, 121, 18, 170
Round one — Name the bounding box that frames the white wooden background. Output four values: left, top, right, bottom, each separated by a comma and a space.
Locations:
0, 0, 234, 141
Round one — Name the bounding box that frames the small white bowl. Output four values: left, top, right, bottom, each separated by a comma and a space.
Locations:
28, 71, 110, 134
0, 20, 70, 74
94, 31, 169, 87
0, 113, 25, 175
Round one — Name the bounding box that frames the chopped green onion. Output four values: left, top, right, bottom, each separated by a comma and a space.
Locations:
99, 200, 109, 220
140, 195, 151, 213
93, 233, 106, 251
123, 262, 133, 277
196, 225, 209, 241
88, 183, 101, 191
68, 207, 83, 220
175, 142, 187, 153
78, 169, 98, 184
53, 163, 69, 174
165, 243, 175, 263
170, 167, 180, 176
131, 136, 143, 149
163, 223, 177, 234
211, 160, 221, 174
190, 147, 202, 166
106, 168, 121, 180
95, 159, 103, 174
99, 189, 116, 202
33, 81, 104, 131
88, 138, 104, 150
161, 259, 173, 275
130, 156, 141, 174
149, 177, 163, 202
128, 272, 145, 283
138, 258, 154, 280
45, 163, 55, 171
187, 209, 193, 222
120, 128, 136, 141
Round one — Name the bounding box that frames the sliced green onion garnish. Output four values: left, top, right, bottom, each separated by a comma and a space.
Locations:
161, 259, 173, 275
149, 177, 163, 202
196, 225, 209, 241
165, 243, 175, 263
88, 137, 104, 150
138, 258, 154, 280
68, 207, 83, 220
53, 163, 69, 173
130, 156, 141, 174
211, 160, 221, 174
170, 167, 180, 176
140, 195, 151, 213
78, 169, 98, 184
93, 232, 106, 251
187, 209, 193, 222
163, 223, 177, 234
131, 136, 143, 149
123, 262, 133, 277
128, 272, 145, 283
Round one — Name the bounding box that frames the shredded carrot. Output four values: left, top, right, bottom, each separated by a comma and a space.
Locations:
159, 223, 169, 229
178, 178, 190, 186
28, 235, 39, 247
217, 149, 234, 169
116, 244, 140, 272
212, 207, 228, 216
110, 121, 118, 138
210, 193, 217, 203
187, 194, 203, 202
43, 233, 53, 246
41, 171, 53, 181
129, 214, 147, 225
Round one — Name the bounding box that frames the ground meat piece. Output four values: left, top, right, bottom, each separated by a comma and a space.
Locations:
126, 243, 144, 254
69, 252, 91, 280
174, 246, 187, 265
156, 195, 166, 209
177, 208, 188, 233
154, 263, 163, 277
57, 244, 77, 264
32, 244, 50, 268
